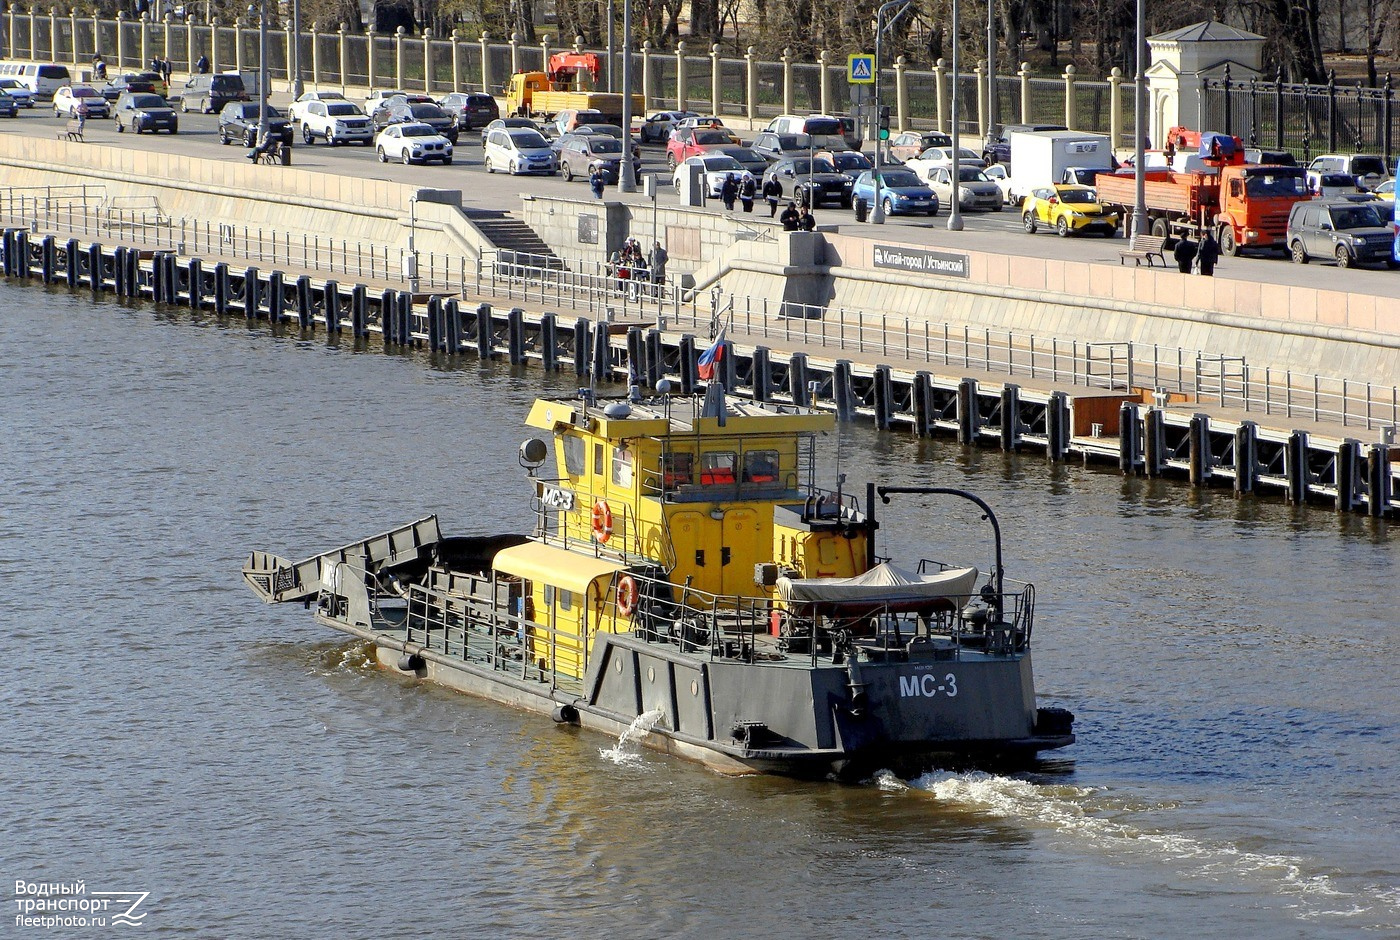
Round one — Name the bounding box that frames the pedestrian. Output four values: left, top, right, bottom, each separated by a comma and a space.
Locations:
162, 57, 173, 84
1195, 229, 1220, 276
151, 55, 162, 75
739, 175, 756, 213
780, 202, 800, 231
720, 174, 739, 211
589, 163, 606, 199
1172, 236, 1197, 274
798, 206, 816, 231
648, 241, 668, 288
92, 56, 107, 81
195, 54, 209, 75
763, 176, 783, 217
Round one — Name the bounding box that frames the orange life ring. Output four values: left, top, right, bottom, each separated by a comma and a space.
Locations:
616, 574, 639, 616
591, 499, 613, 542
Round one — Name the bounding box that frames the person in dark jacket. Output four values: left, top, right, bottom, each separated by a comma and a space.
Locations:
779, 202, 800, 231
1172, 236, 1197, 274
739, 175, 756, 212
1196, 230, 1220, 276
195, 54, 209, 74
763, 177, 783, 217
719, 174, 739, 211
798, 207, 816, 231
589, 163, 606, 199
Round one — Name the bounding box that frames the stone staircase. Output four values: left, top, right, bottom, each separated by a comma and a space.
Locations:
462, 208, 563, 267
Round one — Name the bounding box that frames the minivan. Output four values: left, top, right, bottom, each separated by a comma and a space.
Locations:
179, 73, 248, 113
483, 127, 557, 175
0, 61, 71, 100
1286, 199, 1398, 269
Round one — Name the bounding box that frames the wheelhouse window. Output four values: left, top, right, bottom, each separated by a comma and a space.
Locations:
699, 452, 737, 485
612, 444, 634, 487
743, 450, 780, 483
562, 433, 585, 476
662, 452, 694, 487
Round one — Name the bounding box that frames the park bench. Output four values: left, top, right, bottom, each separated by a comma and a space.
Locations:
1119, 233, 1166, 267
58, 119, 85, 142
252, 138, 285, 165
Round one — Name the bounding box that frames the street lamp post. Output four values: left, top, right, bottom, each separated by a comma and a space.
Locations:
871, 0, 912, 225
606, 0, 614, 93
618, 0, 637, 191
1132, 0, 1146, 236
249, 2, 267, 148
947, 0, 963, 231
987, 0, 997, 135
290, 0, 303, 99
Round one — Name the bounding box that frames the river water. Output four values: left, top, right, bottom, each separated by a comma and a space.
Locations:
2, 279, 1397, 939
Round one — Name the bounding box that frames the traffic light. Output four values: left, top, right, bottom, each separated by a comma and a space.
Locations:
878, 105, 890, 141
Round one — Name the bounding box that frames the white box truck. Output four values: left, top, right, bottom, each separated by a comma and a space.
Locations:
1007, 131, 1113, 204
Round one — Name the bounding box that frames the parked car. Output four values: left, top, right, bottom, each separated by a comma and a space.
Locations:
1309, 172, 1369, 199
373, 101, 457, 142
0, 77, 36, 107
1287, 199, 1397, 268
483, 126, 557, 175
557, 133, 639, 183
638, 109, 697, 143
0, 94, 17, 118
749, 131, 811, 163
100, 73, 157, 102
820, 149, 873, 179
761, 156, 853, 207
180, 72, 247, 113
299, 99, 373, 146
666, 126, 735, 168
1021, 184, 1119, 236
715, 145, 770, 178
1307, 153, 1390, 191
887, 130, 951, 164
672, 153, 756, 197
113, 91, 177, 133
439, 91, 499, 130
218, 101, 293, 146
53, 85, 109, 119
288, 89, 346, 123
924, 163, 1004, 212
375, 122, 454, 165
851, 168, 938, 216
983, 123, 1067, 164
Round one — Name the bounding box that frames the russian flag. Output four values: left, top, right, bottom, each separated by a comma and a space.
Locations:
697, 330, 725, 381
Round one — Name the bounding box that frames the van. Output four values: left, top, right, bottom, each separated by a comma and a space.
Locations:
483, 126, 557, 175
766, 113, 844, 139
179, 73, 248, 114
0, 61, 72, 100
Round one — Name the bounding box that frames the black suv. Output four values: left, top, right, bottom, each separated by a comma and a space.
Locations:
761, 156, 854, 207
218, 102, 293, 146
372, 101, 458, 143
439, 92, 499, 130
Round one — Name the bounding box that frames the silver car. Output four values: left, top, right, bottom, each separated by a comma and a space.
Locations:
924, 163, 1004, 211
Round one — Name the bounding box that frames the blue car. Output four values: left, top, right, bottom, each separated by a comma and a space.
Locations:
852, 168, 939, 216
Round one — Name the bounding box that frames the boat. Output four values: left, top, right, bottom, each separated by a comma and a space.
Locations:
243, 381, 1074, 778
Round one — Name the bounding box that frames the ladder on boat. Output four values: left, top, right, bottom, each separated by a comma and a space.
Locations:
242, 515, 442, 604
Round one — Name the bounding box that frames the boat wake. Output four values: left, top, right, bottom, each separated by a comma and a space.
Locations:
874, 769, 1400, 929
599, 709, 666, 767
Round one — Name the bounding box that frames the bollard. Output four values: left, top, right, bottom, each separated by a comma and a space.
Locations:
125, 249, 139, 297
113, 246, 128, 296
1285, 430, 1309, 504
1002, 384, 1022, 452
87, 242, 103, 291
1335, 439, 1361, 512
752, 347, 771, 403
351, 284, 369, 338
445, 298, 461, 352
380, 289, 397, 343
872, 364, 892, 430
1187, 413, 1211, 487
14, 231, 29, 279
213, 262, 230, 315
64, 237, 79, 287
626, 326, 644, 382
833, 361, 855, 422
536, 312, 556, 370
1234, 421, 1258, 494
267, 270, 285, 322
296, 275, 313, 330
1143, 407, 1166, 476
956, 377, 979, 445
645, 329, 664, 388
1367, 444, 1391, 517
912, 371, 933, 437
1047, 391, 1069, 461
790, 353, 809, 406
426, 296, 443, 350
151, 251, 165, 300
323, 280, 341, 333
1, 230, 14, 277
573, 317, 590, 376
1118, 401, 1139, 473
398, 291, 414, 345
508, 307, 526, 364
592, 321, 612, 380
40, 234, 55, 283
677, 334, 696, 394
475, 302, 493, 358
187, 258, 204, 310
243, 267, 260, 317
165, 253, 179, 304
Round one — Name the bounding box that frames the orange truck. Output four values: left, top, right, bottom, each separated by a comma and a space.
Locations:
1095, 129, 1312, 255
504, 52, 643, 124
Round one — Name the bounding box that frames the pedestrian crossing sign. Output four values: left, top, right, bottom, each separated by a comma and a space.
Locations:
847, 55, 875, 84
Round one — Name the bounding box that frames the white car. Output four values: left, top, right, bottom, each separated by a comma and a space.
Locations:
1307, 153, 1390, 191
375, 122, 453, 165
638, 109, 698, 143
903, 146, 984, 184
980, 162, 1016, 204
300, 99, 373, 146
672, 153, 754, 197
53, 84, 109, 119
288, 89, 347, 124
0, 78, 35, 107
364, 89, 406, 115
483, 126, 557, 175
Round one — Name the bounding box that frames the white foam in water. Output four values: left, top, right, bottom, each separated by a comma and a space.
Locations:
899, 770, 1400, 926
599, 708, 666, 766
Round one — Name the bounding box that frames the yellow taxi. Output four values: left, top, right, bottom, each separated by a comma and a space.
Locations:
1021, 184, 1120, 237
1372, 178, 1394, 203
